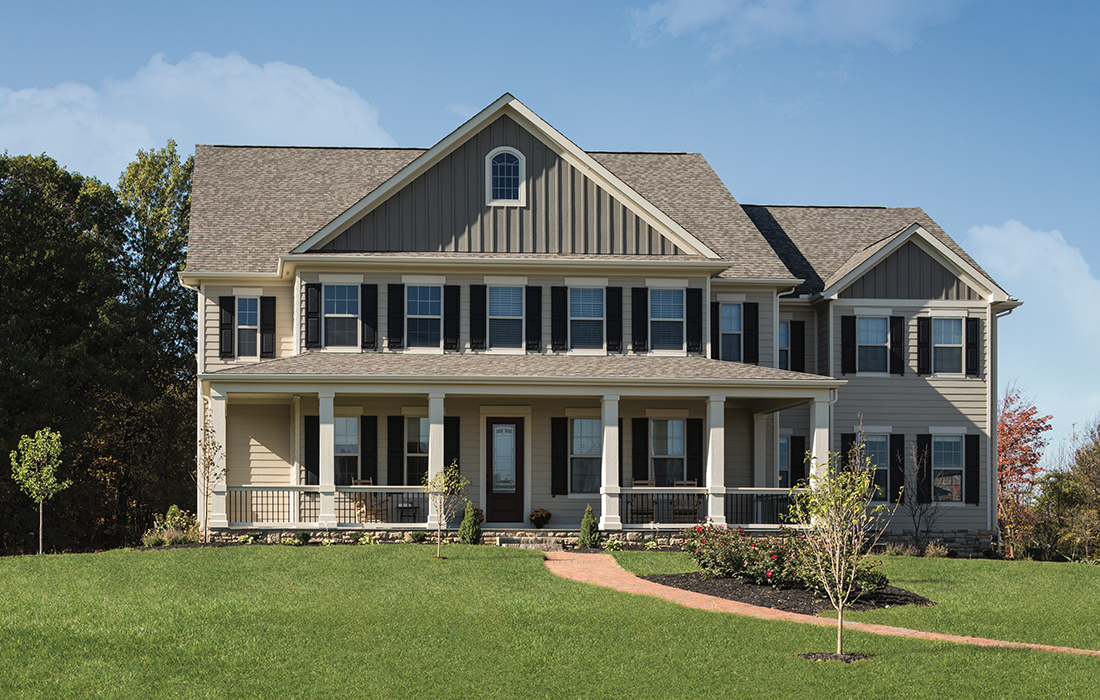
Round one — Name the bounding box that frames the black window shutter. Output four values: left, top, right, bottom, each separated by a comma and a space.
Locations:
631, 288, 648, 353
444, 416, 460, 472
259, 296, 276, 358
916, 434, 932, 503
304, 415, 320, 486
361, 284, 377, 350
890, 434, 905, 504
686, 288, 703, 354
710, 302, 720, 359
219, 296, 235, 358
686, 418, 704, 484
551, 417, 568, 495
632, 417, 649, 482
841, 315, 857, 374
789, 435, 806, 485
743, 302, 759, 364
470, 285, 487, 350
304, 284, 321, 349
917, 317, 932, 375
387, 416, 404, 486
965, 434, 980, 504
550, 286, 567, 352
618, 417, 624, 487
966, 318, 980, 376
790, 320, 806, 372
606, 287, 623, 353
525, 286, 542, 352
890, 316, 905, 375
841, 433, 856, 470
443, 285, 460, 351
387, 284, 404, 350
360, 416, 377, 483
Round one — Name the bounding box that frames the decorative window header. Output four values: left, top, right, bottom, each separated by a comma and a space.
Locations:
485, 147, 527, 207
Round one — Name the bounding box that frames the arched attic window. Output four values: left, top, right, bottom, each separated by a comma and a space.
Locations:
485, 146, 526, 207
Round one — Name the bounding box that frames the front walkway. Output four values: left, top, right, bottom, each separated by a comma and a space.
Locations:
543, 551, 1100, 658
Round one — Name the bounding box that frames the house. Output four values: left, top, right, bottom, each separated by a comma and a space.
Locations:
182, 94, 1018, 549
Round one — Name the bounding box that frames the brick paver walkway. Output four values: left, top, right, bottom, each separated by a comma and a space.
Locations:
544, 551, 1100, 657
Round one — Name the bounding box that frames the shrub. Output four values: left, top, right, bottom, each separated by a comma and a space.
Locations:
529, 508, 552, 528
924, 541, 949, 558
321, 538, 336, 546
357, 534, 380, 546
294, 531, 311, 545
643, 537, 660, 551
141, 534, 166, 548
408, 531, 428, 544
281, 537, 301, 546
577, 504, 600, 548
458, 501, 482, 544
601, 538, 623, 552
237, 534, 256, 545
883, 543, 921, 557
141, 505, 200, 548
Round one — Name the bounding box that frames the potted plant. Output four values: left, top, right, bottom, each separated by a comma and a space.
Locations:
529, 508, 552, 528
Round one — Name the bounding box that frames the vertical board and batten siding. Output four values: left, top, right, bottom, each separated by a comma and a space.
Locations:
839, 241, 980, 300
226, 403, 294, 485
319, 115, 685, 256
202, 285, 294, 369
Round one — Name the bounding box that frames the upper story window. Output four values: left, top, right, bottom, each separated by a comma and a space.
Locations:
407, 285, 442, 348
933, 318, 963, 373
570, 288, 604, 350
857, 317, 889, 372
650, 289, 684, 351
237, 297, 259, 357
485, 147, 526, 206
489, 286, 523, 349
651, 418, 686, 487
324, 285, 359, 347
719, 303, 742, 362
932, 435, 964, 502
570, 418, 602, 494
778, 321, 790, 370
334, 417, 359, 486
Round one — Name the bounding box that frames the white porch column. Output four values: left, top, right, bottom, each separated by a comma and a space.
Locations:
599, 394, 622, 530
290, 395, 301, 524
705, 396, 726, 525
318, 391, 336, 527
426, 393, 445, 529
753, 413, 767, 487
208, 388, 228, 529
811, 398, 831, 480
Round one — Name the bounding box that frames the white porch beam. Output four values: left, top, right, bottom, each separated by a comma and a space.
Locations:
706, 396, 726, 525
208, 389, 228, 529
811, 398, 830, 479
318, 390, 336, 527
426, 393, 445, 529
753, 414, 767, 488
599, 394, 622, 530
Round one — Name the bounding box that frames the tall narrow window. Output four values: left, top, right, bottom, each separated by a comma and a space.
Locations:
334, 417, 359, 486
720, 303, 742, 362
406, 286, 442, 348
570, 419, 601, 493
324, 285, 358, 347
406, 417, 429, 486
569, 288, 604, 350
857, 317, 889, 372
237, 297, 258, 357
933, 318, 963, 373
864, 434, 890, 501
778, 437, 790, 488
651, 419, 685, 486
778, 321, 790, 369
486, 148, 526, 205
489, 287, 523, 349
650, 289, 684, 351
932, 435, 964, 502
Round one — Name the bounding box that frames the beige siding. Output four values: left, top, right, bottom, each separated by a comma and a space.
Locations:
840, 241, 979, 300
202, 284, 294, 370
226, 402, 294, 485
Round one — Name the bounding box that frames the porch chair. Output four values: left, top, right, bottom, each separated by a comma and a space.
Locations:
352, 478, 390, 523
671, 480, 701, 523
628, 479, 657, 524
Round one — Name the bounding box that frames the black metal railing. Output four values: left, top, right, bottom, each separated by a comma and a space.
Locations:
724, 491, 796, 526
335, 489, 429, 524
228, 488, 291, 524
619, 491, 705, 525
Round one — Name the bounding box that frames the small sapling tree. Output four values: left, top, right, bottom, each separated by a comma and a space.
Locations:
788, 439, 897, 657
577, 504, 600, 548
193, 406, 225, 543
10, 428, 71, 555
899, 443, 943, 549
423, 460, 469, 558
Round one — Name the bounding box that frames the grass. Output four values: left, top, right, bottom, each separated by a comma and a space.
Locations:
611, 549, 1100, 651
0, 545, 1097, 699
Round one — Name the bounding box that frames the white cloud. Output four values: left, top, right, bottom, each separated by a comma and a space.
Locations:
446, 103, 475, 121
0, 53, 395, 183
965, 221, 1100, 458
632, 0, 966, 55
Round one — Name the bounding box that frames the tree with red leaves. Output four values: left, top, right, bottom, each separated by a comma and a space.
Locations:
997, 387, 1053, 557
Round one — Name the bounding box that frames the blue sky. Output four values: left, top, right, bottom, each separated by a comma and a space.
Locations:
2, 0, 1097, 458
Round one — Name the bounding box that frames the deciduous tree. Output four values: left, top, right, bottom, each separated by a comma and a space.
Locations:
423, 460, 469, 558
997, 387, 1052, 557
10, 428, 70, 554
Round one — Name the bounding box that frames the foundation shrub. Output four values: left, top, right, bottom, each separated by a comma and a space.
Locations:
140, 505, 200, 547
577, 504, 600, 548
924, 541, 950, 558
458, 501, 482, 544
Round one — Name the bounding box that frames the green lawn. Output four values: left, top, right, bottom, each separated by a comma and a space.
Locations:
611, 550, 1100, 651
1, 546, 1097, 699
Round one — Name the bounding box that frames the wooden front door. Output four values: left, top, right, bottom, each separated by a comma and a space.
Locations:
486, 418, 524, 523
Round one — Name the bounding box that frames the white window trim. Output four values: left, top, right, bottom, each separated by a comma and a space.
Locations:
567, 417, 602, 496
778, 320, 790, 370
858, 431, 891, 502
931, 434, 966, 504
718, 301, 743, 363
856, 315, 891, 374
405, 416, 430, 486
235, 296, 260, 361
485, 146, 527, 207
568, 286, 606, 355
645, 278, 689, 289
322, 284, 360, 350
931, 316, 965, 376
405, 284, 443, 353
487, 285, 526, 355
648, 287, 686, 356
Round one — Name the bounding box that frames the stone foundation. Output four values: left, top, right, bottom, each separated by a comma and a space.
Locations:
877, 529, 995, 557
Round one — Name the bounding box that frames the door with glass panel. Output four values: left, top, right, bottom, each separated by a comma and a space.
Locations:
486, 418, 524, 522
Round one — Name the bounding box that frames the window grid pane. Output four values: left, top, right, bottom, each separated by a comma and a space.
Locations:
407, 417, 428, 455
932, 435, 964, 502
933, 318, 963, 373
720, 303, 741, 333
324, 285, 358, 316
720, 333, 741, 362
491, 152, 520, 201
865, 434, 889, 501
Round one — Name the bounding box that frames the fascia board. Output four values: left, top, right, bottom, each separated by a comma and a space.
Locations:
711, 277, 806, 286
179, 270, 287, 285
282, 254, 731, 275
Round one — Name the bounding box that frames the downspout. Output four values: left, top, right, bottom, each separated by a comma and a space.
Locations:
991, 302, 1019, 549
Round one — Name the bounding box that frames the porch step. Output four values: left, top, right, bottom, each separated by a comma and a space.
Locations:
495, 535, 565, 552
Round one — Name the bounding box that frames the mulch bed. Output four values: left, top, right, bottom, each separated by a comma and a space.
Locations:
641, 572, 935, 616
796, 652, 871, 663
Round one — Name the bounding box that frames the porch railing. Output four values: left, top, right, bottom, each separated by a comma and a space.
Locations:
723, 488, 807, 527
334, 487, 429, 525
618, 487, 707, 525
227, 486, 319, 525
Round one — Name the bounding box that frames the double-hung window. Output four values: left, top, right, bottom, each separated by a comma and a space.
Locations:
407, 286, 442, 348
570, 419, 601, 493
719, 303, 742, 362
778, 437, 790, 488
651, 419, 686, 487
569, 288, 604, 350
334, 417, 359, 486
864, 434, 890, 501
933, 318, 963, 374
489, 287, 523, 349
324, 285, 358, 347
778, 321, 790, 370
406, 417, 429, 485
932, 435, 964, 502
857, 317, 889, 372
237, 297, 259, 357
650, 289, 684, 351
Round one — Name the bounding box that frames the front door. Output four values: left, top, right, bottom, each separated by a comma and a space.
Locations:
486, 418, 524, 523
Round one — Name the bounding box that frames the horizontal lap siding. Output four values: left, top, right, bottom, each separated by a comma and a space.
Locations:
781, 306, 816, 374
204, 284, 294, 370
226, 403, 294, 485
723, 407, 754, 488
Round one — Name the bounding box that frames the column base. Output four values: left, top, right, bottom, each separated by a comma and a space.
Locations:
599, 515, 623, 530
